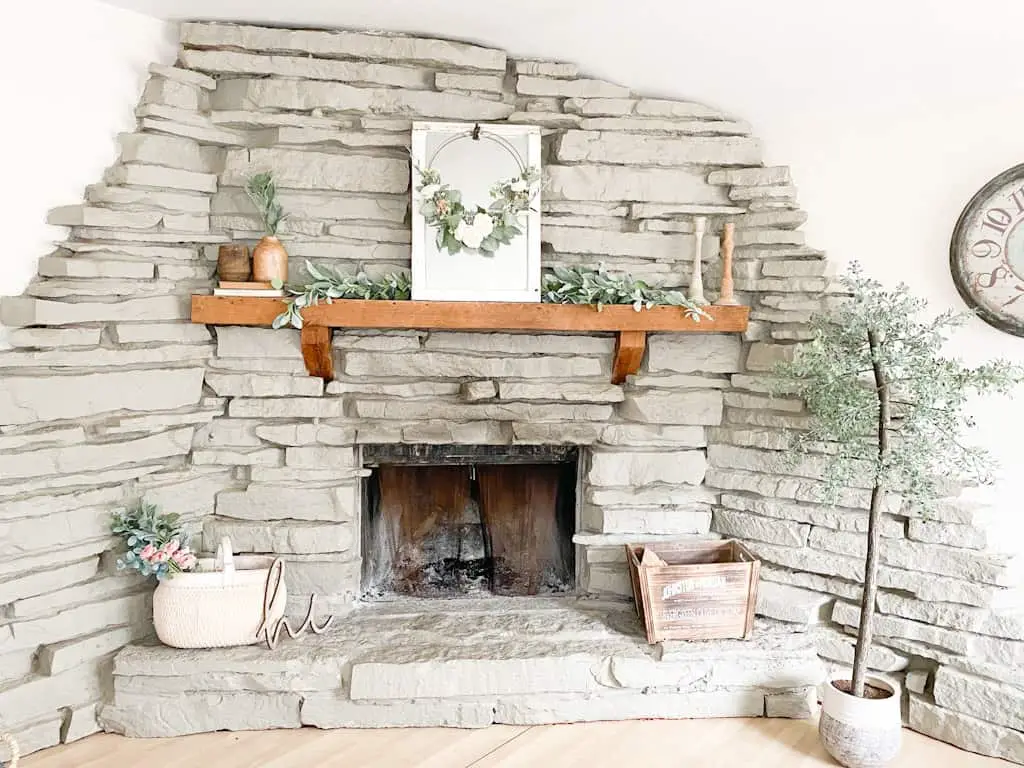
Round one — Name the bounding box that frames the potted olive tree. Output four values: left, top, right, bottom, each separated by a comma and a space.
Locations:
776, 265, 1020, 768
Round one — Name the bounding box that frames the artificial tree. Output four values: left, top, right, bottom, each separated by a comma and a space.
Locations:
776, 264, 1020, 697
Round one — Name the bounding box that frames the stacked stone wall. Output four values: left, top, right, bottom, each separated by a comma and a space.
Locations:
0, 22, 1020, 762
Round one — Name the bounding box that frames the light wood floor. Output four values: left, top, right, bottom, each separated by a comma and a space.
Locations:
22, 720, 1011, 767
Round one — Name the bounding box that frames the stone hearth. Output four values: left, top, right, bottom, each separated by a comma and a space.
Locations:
1, 19, 1023, 765
101, 600, 821, 735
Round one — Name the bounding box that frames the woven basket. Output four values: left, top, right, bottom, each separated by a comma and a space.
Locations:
153, 537, 287, 649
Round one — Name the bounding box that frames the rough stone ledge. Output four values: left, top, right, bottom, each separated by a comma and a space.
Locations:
101, 600, 820, 736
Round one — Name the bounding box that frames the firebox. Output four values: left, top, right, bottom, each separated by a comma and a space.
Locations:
360, 444, 578, 598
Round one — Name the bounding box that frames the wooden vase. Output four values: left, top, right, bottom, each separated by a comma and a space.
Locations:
217, 244, 250, 282
252, 236, 288, 283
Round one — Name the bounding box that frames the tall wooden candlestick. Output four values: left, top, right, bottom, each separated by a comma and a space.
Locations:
688, 216, 708, 305
715, 222, 740, 306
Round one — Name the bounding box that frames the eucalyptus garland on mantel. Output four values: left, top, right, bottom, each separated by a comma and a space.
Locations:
542, 266, 709, 319
271, 262, 411, 329
271, 263, 708, 330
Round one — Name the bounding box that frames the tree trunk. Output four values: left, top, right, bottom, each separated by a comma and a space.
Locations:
851, 329, 890, 698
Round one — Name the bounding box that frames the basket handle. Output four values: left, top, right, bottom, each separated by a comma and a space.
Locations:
215, 537, 236, 584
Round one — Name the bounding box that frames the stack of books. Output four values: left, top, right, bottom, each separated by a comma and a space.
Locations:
213, 281, 286, 298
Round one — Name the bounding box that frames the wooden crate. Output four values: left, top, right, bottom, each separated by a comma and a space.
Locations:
626, 540, 760, 643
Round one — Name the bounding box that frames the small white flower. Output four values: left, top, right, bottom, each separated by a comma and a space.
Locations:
471, 212, 494, 238
458, 223, 484, 249
510, 180, 528, 192
420, 184, 440, 198
454, 213, 495, 249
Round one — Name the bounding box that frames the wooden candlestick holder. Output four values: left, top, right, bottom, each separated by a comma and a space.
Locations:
715, 222, 741, 306
687, 216, 708, 305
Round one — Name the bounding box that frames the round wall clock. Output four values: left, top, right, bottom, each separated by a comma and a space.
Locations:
950, 163, 1024, 336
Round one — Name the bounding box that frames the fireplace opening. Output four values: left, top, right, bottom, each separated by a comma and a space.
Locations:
361, 444, 577, 598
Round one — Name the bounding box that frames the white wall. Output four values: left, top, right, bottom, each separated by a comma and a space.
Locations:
0, 0, 176, 296
17, 0, 1024, 511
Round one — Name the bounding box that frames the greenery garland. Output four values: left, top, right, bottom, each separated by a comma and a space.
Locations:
272, 261, 411, 329
542, 265, 710, 319
272, 263, 706, 330
415, 164, 541, 256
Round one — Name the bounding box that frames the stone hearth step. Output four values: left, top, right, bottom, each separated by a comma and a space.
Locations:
100, 598, 823, 736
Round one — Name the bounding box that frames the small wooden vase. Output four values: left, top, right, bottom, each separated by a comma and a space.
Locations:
217, 244, 250, 282
252, 236, 288, 283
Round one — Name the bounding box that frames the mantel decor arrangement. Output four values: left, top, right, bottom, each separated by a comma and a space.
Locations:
194, 130, 748, 384
775, 264, 1022, 768
197, 258, 745, 384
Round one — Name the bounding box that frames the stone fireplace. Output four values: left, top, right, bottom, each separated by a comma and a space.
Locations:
1, 20, 1022, 764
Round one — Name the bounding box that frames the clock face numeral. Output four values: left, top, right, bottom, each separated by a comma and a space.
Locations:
971, 239, 1002, 259
951, 164, 1024, 336
981, 207, 1013, 235
974, 264, 1011, 289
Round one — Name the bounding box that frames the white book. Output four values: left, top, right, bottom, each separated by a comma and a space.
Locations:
213, 289, 287, 298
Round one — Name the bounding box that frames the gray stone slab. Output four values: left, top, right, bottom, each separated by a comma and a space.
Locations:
350, 656, 604, 700
1, 295, 188, 327
755, 581, 833, 625
908, 694, 1024, 763
216, 486, 357, 523
181, 49, 433, 89
545, 164, 730, 204
933, 666, 1024, 731
102, 691, 302, 737
203, 517, 354, 555
0, 427, 194, 482
181, 22, 506, 70
557, 131, 761, 166
495, 689, 765, 724
620, 390, 723, 425
588, 450, 706, 487
213, 78, 513, 121
765, 687, 817, 718
345, 351, 603, 380
423, 331, 614, 356
222, 147, 409, 193
0, 368, 203, 428
353, 400, 612, 423
648, 334, 742, 373
302, 696, 495, 728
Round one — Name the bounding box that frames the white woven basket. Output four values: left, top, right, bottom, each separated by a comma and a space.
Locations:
153, 537, 287, 649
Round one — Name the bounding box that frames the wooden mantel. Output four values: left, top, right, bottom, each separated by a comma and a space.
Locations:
190, 296, 749, 384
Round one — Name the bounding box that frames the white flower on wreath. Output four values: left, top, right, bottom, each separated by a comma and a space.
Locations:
510, 179, 528, 193
420, 184, 441, 199
455, 212, 495, 249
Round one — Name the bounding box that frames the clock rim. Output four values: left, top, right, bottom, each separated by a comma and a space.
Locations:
949, 161, 1024, 338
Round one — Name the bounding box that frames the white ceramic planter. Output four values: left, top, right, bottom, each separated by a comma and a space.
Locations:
820, 677, 901, 768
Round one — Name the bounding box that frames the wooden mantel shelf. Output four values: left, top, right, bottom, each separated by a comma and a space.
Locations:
190, 296, 749, 384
